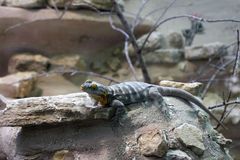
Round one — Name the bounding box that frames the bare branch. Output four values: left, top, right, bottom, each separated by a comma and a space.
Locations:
51, 67, 121, 83
109, 13, 138, 80
111, 0, 151, 82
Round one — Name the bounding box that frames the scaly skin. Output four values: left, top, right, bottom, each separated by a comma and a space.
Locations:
80, 80, 226, 129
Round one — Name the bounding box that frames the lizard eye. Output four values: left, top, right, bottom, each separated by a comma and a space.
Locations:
91, 84, 97, 90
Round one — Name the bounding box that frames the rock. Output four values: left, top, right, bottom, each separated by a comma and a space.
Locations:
0, 92, 114, 126
117, 68, 129, 76
166, 32, 184, 49
52, 150, 74, 160
211, 131, 232, 147
155, 76, 174, 83
174, 123, 205, 156
137, 128, 168, 157
225, 76, 240, 96
128, 31, 166, 55
0, 127, 21, 160
185, 42, 228, 60
90, 61, 109, 74
159, 80, 203, 96
178, 61, 198, 73
203, 92, 223, 107
144, 49, 184, 64
0, 72, 40, 98
50, 55, 86, 70
8, 54, 50, 74
106, 58, 121, 72
165, 150, 192, 160
48, 0, 124, 10
50, 55, 87, 85
4, 0, 46, 8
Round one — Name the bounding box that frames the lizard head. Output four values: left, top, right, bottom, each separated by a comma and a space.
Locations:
80, 80, 108, 96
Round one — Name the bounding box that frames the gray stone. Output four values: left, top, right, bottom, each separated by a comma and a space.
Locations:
4, 0, 46, 8
159, 80, 203, 96
174, 123, 205, 156
165, 150, 192, 160
185, 42, 228, 60
144, 49, 184, 64
166, 32, 184, 49
128, 31, 166, 55
0, 72, 39, 98
8, 54, 50, 74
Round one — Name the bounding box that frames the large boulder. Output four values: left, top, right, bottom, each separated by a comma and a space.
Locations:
0, 91, 232, 159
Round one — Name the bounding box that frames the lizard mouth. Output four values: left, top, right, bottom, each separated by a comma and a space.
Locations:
80, 85, 84, 91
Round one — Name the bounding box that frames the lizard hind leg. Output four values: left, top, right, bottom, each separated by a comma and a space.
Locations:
148, 87, 172, 120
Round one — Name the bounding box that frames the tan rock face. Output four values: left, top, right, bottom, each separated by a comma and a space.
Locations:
159, 80, 203, 96
8, 54, 50, 73
0, 72, 38, 98
50, 54, 86, 71
137, 128, 168, 157
52, 150, 74, 160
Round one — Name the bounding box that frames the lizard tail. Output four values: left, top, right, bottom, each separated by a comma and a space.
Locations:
159, 86, 227, 130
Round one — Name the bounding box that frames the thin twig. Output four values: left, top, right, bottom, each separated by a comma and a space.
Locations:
208, 99, 240, 110
233, 30, 240, 76
200, 59, 234, 99
222, 104, 238, 122
140, 0, 177, 51
132, 0, 150, 31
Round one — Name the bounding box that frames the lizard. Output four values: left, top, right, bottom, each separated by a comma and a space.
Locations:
80, 80, 226, 129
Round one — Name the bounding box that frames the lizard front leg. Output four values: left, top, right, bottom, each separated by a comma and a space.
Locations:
110, 99, 126, 127
148, 87, 172, 120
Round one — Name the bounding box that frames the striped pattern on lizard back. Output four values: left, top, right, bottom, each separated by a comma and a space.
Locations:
107, 82, 152, 105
